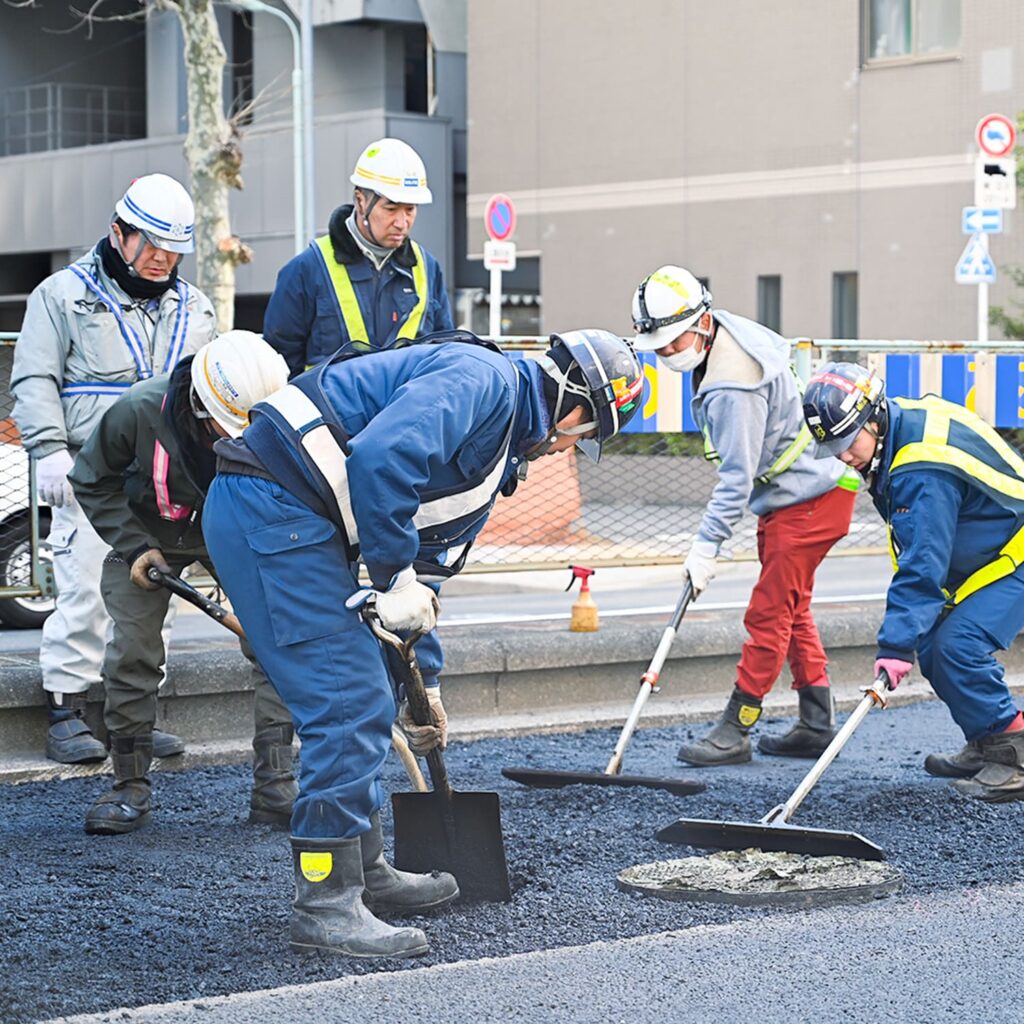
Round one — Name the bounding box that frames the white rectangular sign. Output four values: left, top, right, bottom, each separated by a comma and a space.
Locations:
975, 156, 1017, 209
483, 239, 517, 271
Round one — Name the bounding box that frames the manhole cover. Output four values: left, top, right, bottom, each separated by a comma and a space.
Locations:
617, 848, 904, 907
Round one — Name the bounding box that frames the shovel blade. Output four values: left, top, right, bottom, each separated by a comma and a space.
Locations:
392, 788, 512, 903
656, 816, 886, 861
502, 766, 706, 797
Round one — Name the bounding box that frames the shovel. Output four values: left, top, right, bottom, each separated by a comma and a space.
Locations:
147, 569, 428, 791
656, 673, 894, 860
364, 610, 512, 903
502, 581, 706, 797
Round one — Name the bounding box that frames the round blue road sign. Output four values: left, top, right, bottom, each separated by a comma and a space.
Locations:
485, 193, 516, 242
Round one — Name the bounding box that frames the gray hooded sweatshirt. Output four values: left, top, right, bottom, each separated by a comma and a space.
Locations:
692, 310, 847, 548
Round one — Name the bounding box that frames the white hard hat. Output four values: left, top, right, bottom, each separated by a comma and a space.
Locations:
191, 331, 289, 437
631, 266, 712, 352
114, 173, 195, 254
350, 138, 433, 205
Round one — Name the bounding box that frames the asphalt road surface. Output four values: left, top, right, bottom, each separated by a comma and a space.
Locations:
4, 695, 1023, 1024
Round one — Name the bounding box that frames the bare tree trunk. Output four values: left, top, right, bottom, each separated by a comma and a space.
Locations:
169, 0, 252, 331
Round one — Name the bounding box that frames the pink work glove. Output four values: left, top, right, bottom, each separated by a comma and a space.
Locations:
874, 657, 913, 690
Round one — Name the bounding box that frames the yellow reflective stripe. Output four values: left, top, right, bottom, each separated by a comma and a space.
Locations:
761, 424, 812, 483
886, 526, 899, 574
896, 396, 1024, 478
891, 442, 1024, 503
396, 241, 428, 340
836, 467, 860, 492
701, 426, 719, 463
315, 235, 370, 344
950, 521, 1024, 605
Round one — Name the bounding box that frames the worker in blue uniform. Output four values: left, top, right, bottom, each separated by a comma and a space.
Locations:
263, 138, 453, 377
803, 362, 1024, 804
202, 328, 643, 959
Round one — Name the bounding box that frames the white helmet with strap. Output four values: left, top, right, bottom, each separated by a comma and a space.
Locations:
190, 332, 289, 437
350, 138, 433, 205
114, 174, 195, 254
631, 266, 712, 352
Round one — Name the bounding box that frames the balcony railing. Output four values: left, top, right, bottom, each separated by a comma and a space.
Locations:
1, 81, 145, 156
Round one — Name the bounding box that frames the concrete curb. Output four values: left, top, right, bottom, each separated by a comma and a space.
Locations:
4, 600, 1024, 785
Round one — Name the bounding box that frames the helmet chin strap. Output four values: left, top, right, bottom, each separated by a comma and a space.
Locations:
862, 422, 885, 485
109, 226, 174, 282
529, 353, 597, 461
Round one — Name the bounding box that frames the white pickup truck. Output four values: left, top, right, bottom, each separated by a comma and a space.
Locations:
0, 441, 53, 628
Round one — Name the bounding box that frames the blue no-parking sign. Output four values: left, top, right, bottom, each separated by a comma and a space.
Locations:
484, 194, 516, 242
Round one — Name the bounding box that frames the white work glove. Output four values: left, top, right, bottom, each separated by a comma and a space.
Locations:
36, 450, 75, 508
346, 566, 440, 633
397, 688, 448, 756
683, 540, 718, 596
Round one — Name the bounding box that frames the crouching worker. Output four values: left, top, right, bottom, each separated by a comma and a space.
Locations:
804, 362, 1024, 803
68, 332, 298, 835
202, 329, 643, 958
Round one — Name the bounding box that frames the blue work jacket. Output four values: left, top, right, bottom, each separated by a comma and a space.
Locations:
241, 337, 550, 587
263, 205, 454, 378
870, 399, 1024, 661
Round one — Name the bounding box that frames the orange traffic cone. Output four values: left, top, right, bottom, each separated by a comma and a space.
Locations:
567, 565, 599, 632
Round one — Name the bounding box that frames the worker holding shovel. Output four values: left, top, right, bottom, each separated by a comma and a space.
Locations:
68, 332, 296, 835
202, 328, 643, 959
631, 267, 858, 767
803, 362, 1024, 803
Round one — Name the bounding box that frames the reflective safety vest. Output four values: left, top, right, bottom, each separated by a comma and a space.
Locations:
887, 396, 1024, 605
701, 422, 859, 491
244, 335, 516, 580
314, 235, 428, 347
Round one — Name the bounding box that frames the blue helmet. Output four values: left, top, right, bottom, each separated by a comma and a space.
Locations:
803, 362, 885, 458
539, 329, 643, 462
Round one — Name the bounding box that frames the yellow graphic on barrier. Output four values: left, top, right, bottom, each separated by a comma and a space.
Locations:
643, 362, 659, 420
300, 851, 333, 883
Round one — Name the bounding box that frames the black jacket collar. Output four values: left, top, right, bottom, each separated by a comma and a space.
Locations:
326, 204, 417, 268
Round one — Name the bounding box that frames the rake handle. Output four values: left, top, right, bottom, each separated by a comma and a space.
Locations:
604, 581, 693, 775
765, 672, 891, 826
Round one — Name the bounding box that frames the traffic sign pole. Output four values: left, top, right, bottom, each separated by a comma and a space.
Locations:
489, 264, 502, 339
978, 235, 989, 346
483, 194, 518, 340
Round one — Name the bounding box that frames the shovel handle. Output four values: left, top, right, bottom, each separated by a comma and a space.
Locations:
362, 609, 453, 797
767, 673, 892, 827
148, 568, 247, 640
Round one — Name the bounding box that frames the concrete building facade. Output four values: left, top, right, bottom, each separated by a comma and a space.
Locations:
466, 0, 1024, 343
0, 0, 467, 330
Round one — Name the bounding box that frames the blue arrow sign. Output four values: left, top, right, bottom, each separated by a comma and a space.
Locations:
955, 233, 996, 284
962, 206, 1003, 234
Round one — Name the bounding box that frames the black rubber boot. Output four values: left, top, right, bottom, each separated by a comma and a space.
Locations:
924, 739, 986, 778
84, 734, 154, 835
677, 688, 762, 767
360, 813, 459, 914
46, 691, 107, 764
249, 724, 299, 828
952, 730, 1024, 803
289, 835, 430, 958
758, 686, 837, 759
152, 730, 186, 759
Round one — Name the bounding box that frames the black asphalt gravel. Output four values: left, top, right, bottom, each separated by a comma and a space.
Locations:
4, 697, 1024, 1023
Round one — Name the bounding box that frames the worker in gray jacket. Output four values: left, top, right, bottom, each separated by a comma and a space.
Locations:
9, 173, 216, 764
631, 266, 858, 766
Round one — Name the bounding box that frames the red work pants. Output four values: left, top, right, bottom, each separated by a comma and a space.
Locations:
736, 485, 856, 700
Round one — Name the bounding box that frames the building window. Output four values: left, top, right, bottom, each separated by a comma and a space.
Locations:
864, 0, 960, 63
832, 273, 858, 339
757, 275, 781, 333
230, 13, 255, 125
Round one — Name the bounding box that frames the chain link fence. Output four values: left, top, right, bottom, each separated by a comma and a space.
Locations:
5, 333, 1024, 618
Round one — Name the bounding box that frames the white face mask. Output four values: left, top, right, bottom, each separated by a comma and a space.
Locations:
657, 346, 706, 374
